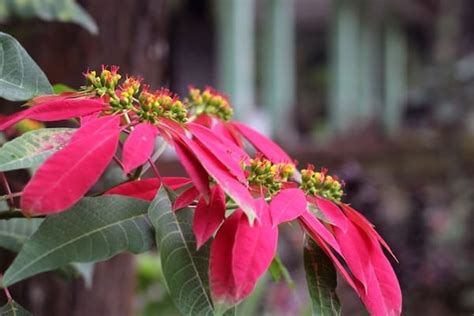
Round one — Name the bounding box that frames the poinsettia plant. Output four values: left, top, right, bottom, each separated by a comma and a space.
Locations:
0, 33, 401, 316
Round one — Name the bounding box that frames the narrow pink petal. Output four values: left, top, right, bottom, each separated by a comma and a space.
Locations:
270, 188, 307, 227
231, 199, 278, 301
192, 185, 226, 249
307, 195, 348, 232
173, 186, 200, 211
299, 210, 341, 254
189, 122, 250, 172
173, 138, 210, 199
335, 220, 402, 316
189, 124, 247, 182
21, 118, 121, 214
0, 98, 107, 130
162, 177, 192, 190
341, 204, 397, 261
333, 221, 371, 295
71, 115, 121, 142
231, 122, 292, 163
361, 239, 402, 316
303, 226, 360, 293
105, 178, 161, 201
122, 123, 158, 174
193, 114, 213, 127
80, 113, 100, 125
179, 135, 257, 224
210, 209, 242, 305
212, 122, 243, 148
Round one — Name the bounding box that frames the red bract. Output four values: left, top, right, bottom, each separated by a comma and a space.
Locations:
173, 138, 211, 199
122, 123, 158, 174
192, 185, 226, 249
311, 195, 348, 231
210, 199, 277, 306
270, 188, 307, 227
21, 115, 121, 214
105, 177, 192, 201
173, 186, 200, 211
299, 210, 342, 254
0, 95, 107, 130
301, 196, 402, 315
212, 121, 243, 148
333, 219, 401, 316
209, 209, 241, 306
177, 134, 258, 224
106, 178, 162, 201
230, 122, 292, 163
188, 123, 250, 182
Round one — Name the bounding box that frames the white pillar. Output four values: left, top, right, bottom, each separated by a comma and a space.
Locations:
383, 22, 407, 134
262, 0, 295, 138
329, 0, 361, 133
216, 0, 256, 121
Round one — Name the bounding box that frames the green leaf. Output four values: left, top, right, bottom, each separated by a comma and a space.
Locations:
0, 218, 43, 252
304, 237, 341, 316
0, 128, 75, 172
0, 300, 32, 316
52, 83, 76, 94
0, 32, 52, 101
1, 0, 98, 34
148, 187, 214, 316
2, 196, 153, 287
268, 254, 295, 288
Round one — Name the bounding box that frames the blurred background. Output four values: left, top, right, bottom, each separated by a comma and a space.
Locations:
1, 0, 474, 315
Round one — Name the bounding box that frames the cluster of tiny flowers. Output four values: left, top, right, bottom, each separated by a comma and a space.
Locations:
185, 86, 233, 121
138, 87, 187, 123
300, 166, 344, 202
84, 65, 122, 98
83, 66, 188, 123
245, 155, 295, 195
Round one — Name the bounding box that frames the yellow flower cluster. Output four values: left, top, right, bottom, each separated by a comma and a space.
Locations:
138, 88, 187, 123
83, 66, 188, 123
300, 166, 344, 202
246, 156, 295, 195
186, 86, 233, 121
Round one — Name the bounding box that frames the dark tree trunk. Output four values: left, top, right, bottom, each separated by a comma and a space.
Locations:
0, 1, 169, 315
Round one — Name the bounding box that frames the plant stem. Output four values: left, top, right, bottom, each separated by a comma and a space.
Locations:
140, 139, 167, 176
147, 158, 161, 179
0, 192, 22, 201
112, 155, 125, 170
0, 173, 14, 209
122, 110, 132, 125
0, 274, 12, 301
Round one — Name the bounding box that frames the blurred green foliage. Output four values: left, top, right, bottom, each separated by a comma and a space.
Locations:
135, 253, 180, 316
0, 0, 97, 34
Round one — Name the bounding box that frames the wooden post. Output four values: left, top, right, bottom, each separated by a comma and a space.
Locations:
216, 0, 256, 121
261, 0, 295, 138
